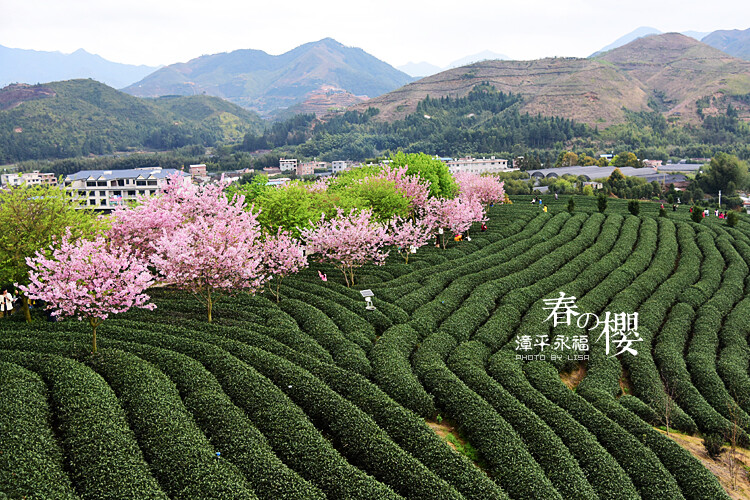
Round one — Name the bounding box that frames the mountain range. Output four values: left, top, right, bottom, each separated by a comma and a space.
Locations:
3, 28, 750, 122
591, 26, 750, 61
703, 28, 750, 60
122, 38, 413, 118
590, 27, 709, 56
398, 51, 511, 77
0, 45, 158, 89
351, 33, 750, 128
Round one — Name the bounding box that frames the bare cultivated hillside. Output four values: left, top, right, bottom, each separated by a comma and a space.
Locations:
353, 33, 750, 127
597, 33, 750, 121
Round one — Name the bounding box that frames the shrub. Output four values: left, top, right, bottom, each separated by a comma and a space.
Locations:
0, 349, 168, 500
0, 361, 78, 499
691, 206, 703, 223
628, 199, 640, 216
598, 193, 608, 213
726, 211, 739, 227
488, 351, 638, 500
703, 434, 725, 460
87, 349, 257, 499
524, 361, 685, 500
567, 197, 575, 213
278, 298, 372, 376
413, 332, 561, 499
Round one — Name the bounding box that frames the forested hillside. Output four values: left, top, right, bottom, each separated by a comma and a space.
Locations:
242, 83, 750, 162
0, 80, 263, 163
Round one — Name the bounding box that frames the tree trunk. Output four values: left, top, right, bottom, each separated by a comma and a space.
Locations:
275, 280, 281, 303
22, 295, 31, 323
207, 291, 213, 323
341, 268, 350, 287
89, 317, 100, 353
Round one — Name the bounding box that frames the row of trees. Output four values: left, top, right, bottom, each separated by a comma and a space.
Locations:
9, 161, 505, 353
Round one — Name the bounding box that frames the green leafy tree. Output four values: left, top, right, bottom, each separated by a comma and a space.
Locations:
605, 168, 627, 194
611, 152, 641, 168
698, 153, 749, 195
226, 174, 269, 203
580, 155, 597, 166
567, 197, 575, 213
253, 183, 349, 236
597, 193, 608, 213
343, 177, 412, 222
557, 151, 578, 167
0, 183, 100, 321
389, 152, 457, 198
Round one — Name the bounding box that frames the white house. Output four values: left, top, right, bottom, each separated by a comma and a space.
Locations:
279, 158, 298, 172
331, 160, 349, 173
445, 156, 511, 174
0, 171, 57, 187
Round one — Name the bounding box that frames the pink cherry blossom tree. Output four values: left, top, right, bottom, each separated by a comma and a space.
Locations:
18, 232, 156, 353
303, 178, 330, 193
262, 229, 308, 302
300, 208, 390, 287
389, 216, 433, 264
422, 196, 486, 248
149, 198, 265, 323
107, 173, 233, 259
454, 172, 506, 208
108, 174, 268, 322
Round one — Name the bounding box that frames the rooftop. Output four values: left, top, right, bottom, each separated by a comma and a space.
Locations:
64, 168, 190, 182
526, 165, 692, 181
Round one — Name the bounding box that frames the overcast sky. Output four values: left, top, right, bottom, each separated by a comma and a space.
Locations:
1, 0, 748, 68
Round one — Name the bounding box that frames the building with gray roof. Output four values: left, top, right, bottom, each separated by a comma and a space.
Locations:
63, 167, 189, 209
525, 165, 694, 184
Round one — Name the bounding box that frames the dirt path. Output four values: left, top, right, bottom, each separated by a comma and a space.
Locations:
657, 428, 750, 499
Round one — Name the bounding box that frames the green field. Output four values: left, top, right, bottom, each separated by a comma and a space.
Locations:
2, 196, 749, 499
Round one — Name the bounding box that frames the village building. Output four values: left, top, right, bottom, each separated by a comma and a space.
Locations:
63, 167, 189, 209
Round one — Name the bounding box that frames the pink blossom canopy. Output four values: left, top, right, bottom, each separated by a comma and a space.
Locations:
18, 231, 156, 323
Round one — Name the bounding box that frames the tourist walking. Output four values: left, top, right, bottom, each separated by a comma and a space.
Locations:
1, 290, 15, 318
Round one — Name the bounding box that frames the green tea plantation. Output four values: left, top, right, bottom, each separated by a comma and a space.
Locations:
2, 196, 750, 499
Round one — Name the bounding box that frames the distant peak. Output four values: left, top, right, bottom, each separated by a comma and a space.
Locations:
316, 37, 344, 48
